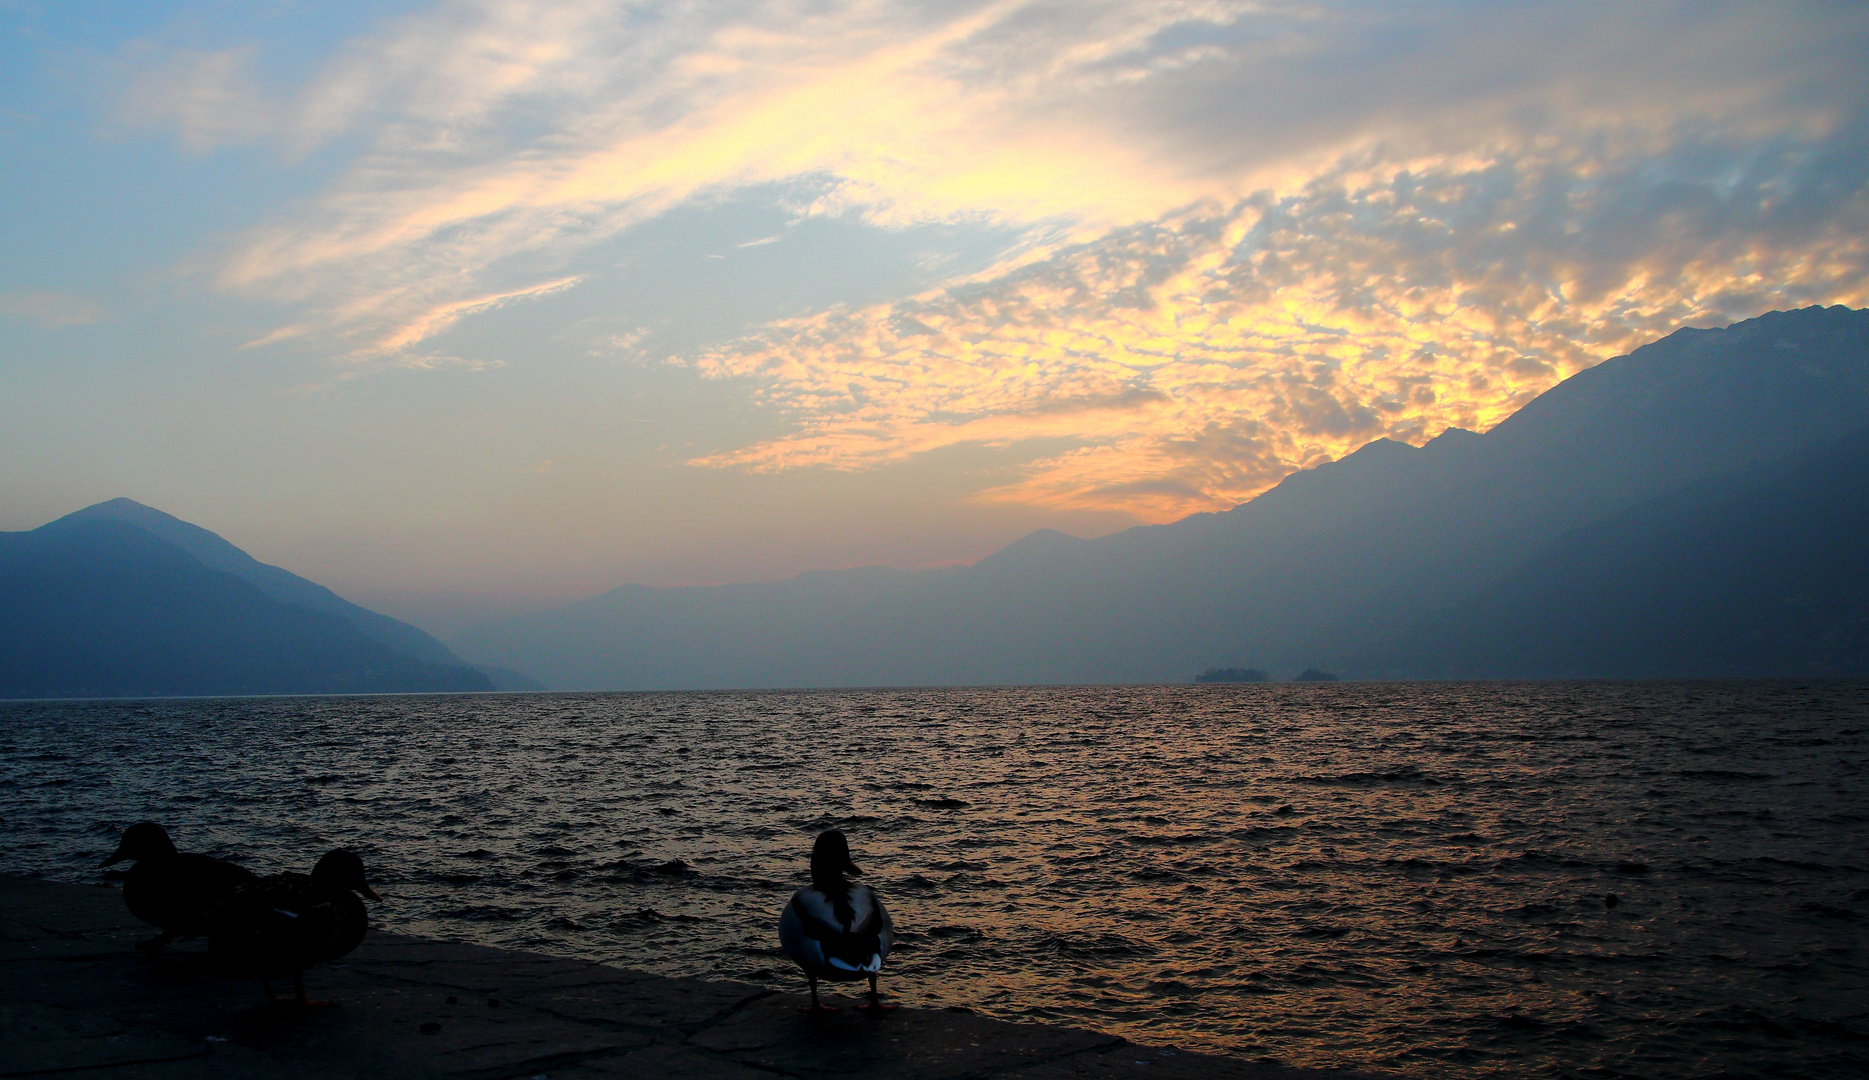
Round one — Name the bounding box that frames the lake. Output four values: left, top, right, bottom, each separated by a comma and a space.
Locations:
2, 681, 1865, 1077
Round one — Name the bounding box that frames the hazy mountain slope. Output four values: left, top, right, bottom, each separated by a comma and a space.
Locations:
1059, 303, 1869, 674
457, 565, 956, 690
470, 663, 547, 691
1358, 424, 1869, 678
452, 305, 1869, 688
0, 520, 492, 697
57, 498, 469, 669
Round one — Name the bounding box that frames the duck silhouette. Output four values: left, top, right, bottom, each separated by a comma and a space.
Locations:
208, 849, 380, 1007
100, 822, 256, 953
778, 830, 895, 1014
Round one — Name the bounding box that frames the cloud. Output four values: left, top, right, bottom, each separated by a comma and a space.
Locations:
369, 275, 582, 356
0, 291, 105, 328
109, 1, 1869, 516
119, 45, 275, 150
188, 0, 1230, 358
688, 132, 1869, 519
135, 1, 1867, 362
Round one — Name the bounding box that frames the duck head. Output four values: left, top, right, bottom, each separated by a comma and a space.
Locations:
101, 822, 177, 867
809, 829, 862, 891
312, 849, 382, 901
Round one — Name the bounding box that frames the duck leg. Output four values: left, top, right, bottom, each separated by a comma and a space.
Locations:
798, 973, 839, 1014
136, 931, 177, 954
856, 973, 896, 1014
292, 972, 336, 1009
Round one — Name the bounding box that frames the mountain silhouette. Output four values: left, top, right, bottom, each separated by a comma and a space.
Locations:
452, 305, 1869, 687
59, 499, 464, 667
1, 504, 497, 698
1362, 424, 1869, 678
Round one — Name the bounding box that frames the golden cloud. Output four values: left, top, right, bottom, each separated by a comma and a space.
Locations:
118, 1, 1869, 517
688, 145, 1869, 519
170, 1, 1866, 362
201, 0, 1229, 360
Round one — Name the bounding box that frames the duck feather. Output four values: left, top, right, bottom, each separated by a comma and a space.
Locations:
780, 883, 893, 979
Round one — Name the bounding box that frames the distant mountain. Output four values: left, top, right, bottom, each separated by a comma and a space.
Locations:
470, 663, 547, 692
61, 499, 463, 667
453, 564, 956, 691
1361, 425, 1869, 678
0, 503, 500, 698
1194, 667, 1269, 683
452, 305, 1869, 687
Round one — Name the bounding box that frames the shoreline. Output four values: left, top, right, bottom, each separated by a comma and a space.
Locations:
0, 875, 1379, 1079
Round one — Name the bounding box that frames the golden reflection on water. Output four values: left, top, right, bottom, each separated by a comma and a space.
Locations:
2, 681, 1865, 1078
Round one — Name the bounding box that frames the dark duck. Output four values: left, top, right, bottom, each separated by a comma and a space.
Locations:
209, 849, 380, 1008
100, 821, 256, 953
778, 830, 895, 1013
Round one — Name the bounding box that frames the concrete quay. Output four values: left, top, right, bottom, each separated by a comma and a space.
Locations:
1, 876, 1378, 1080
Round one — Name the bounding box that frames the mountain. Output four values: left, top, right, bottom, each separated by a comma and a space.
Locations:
60, 499, 464, 667
1361, 424, 1869, 678
452, 305, 1869, 687
453, 565, 957, 691
0, 504, 498, 698
468, 663, 547, 692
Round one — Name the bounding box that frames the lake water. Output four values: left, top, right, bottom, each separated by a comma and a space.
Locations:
2, 682, 1865, 1078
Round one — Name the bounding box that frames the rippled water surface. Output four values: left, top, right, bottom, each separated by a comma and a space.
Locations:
3, 682, 1866, 1077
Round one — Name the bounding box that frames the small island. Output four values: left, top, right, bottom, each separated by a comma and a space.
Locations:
1196, 667, 1270, 682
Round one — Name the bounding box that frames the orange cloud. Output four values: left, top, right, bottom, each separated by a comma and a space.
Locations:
688, 145, 1869, 519
114, 1, 1869, 516
199, 0, 1227, 360
156, 1, 1866, 363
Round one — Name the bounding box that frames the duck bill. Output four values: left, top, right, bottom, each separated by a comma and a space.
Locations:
358, 884, 382, 902
99, 848, 128, 868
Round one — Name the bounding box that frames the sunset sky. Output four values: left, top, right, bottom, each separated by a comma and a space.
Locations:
3, 0, 1866, 634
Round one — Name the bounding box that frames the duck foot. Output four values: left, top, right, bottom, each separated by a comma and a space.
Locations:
291, 974, 337, 1009
856, 974, 896, 1014
799, 977, 839, 1014
260, 978, 339, 1010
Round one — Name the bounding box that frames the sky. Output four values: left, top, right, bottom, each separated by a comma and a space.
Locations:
3, 0, 1867, 637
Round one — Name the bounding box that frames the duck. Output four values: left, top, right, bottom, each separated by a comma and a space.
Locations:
100, 822, 257, 953
778, 829, 895, 1013
208, 849, 380, 1007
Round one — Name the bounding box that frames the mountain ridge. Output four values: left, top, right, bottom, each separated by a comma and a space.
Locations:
452, 304, 1869, 688
1, 505, 511, 698
0, 519, 494, 698
55, 498, 467, 669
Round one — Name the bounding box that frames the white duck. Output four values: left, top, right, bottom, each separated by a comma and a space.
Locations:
778, 829, 895, 1013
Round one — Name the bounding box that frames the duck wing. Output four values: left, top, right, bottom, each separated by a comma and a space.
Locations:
123, 854, 257, 936
208, 873, 343, 982
857, 885, 894, 963
328, 889, 369, 961
784, 888, 889, 974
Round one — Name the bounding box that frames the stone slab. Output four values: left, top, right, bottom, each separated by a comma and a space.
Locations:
0, 876, 1383, 1079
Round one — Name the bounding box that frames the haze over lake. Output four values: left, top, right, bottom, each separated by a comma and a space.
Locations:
6, 681, 1865, 1078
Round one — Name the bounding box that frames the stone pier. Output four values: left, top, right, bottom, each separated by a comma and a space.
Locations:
0, 876, 1379, 1079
